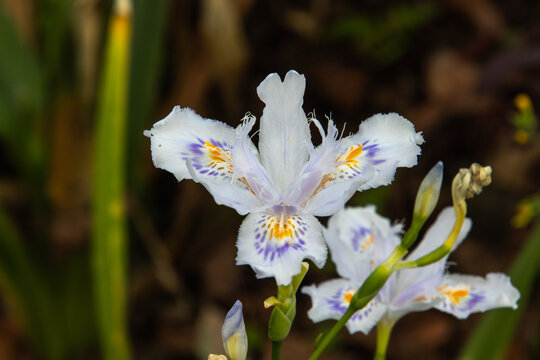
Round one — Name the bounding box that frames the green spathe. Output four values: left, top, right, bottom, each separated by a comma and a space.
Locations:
267, 262, 309, 342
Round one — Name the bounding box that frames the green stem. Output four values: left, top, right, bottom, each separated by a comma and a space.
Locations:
374, 320, 394, 360
395, 201, 466, 271
309, 306, 357, 360
272, 340, 283, 360
400, 217, 425, 249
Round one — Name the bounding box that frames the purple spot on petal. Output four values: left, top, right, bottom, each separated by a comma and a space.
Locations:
350, 226, 371, 251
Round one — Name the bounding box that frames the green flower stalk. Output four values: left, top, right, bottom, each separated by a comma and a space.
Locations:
374, 319, 394, 360
353, 161, 444, 307
397, 163, 492, 270
265, 262, 309, 359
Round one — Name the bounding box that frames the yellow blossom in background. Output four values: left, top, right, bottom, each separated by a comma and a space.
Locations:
512, 93, 537, 145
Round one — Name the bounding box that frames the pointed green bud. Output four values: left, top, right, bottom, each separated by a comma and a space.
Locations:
414, 161, 443, 222
268, 303, 295, 341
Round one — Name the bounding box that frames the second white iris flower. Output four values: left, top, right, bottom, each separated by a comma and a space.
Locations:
303, 206, 520, 333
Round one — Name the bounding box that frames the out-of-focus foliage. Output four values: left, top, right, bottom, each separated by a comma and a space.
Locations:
327, 3, 437, 65
0, 5, 45, 186
0, 207, 65, 360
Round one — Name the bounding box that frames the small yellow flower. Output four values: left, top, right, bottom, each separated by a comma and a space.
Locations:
511, 197, 540, 228
514, 93, 532, 111
514, 130, 530, 145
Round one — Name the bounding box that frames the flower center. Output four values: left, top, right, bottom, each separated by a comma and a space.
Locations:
268, 217, 295, 241
437, 285, 470, 305
336, 144, 363, 168
351, 226, 373, 252
362, 235, 373, 250
203, 141, 261, 194
343, 291, 355, 304
204, 141, 233, 166
253, 214, 308, 262
308, 144, 365, 200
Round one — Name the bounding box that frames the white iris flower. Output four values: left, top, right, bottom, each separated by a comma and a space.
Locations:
303, 206, 520, 334
145, 71, 423, 285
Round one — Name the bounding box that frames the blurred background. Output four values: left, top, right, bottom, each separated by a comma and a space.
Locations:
0, 0, 539, 359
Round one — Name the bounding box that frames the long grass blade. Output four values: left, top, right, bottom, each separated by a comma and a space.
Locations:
92, 1, 132, 359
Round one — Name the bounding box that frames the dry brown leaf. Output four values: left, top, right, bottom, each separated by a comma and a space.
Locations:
47, 95, 91, 251
1, 0, 36, 45
74, 0, 103, 104
427, 49, 482, 110
450, 0, 506, 37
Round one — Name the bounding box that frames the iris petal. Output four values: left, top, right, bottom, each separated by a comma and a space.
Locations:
435, 273, 520, 319
324, 206, 401, 283
145, 107, 263, 215
257, 71, 311, 193
345, 112, 424, 191
144, 106, 236, 181
236, 212, 326, 285
302, 278, 387, 335
293, 113, 423, 217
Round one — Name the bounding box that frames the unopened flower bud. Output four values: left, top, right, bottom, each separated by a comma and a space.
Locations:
414, 162, 443, 221
222, 301, 247, 360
